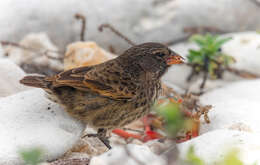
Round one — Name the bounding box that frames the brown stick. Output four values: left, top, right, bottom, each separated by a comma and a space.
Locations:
98, 24, 135, 46
164, 26, 227, 46
183, 26, 225, 34
200, 70, 208, 90
74, 13, 86, 41
0, 41, 63, 60
250, 0, 260, 7
164, 36, 191, 46
227, 67, 260, 79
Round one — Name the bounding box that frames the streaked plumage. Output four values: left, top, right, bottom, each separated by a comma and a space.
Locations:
20, 42, 184, 148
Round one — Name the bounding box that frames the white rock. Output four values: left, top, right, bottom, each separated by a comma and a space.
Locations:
89, 144, 167, 165
0, 0, 260, 52
188, 79, 230, 93
164, 32, 260, 91
0, 59, 31, 97
178, 130, 260, 165
0, 89, 85, 165
222, 32, 260, 74
4, 32, 63, 71
145, 139, 176, 155
199, 80, 260, 134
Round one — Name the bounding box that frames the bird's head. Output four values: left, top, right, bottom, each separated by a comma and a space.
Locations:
119, 42, 184, 78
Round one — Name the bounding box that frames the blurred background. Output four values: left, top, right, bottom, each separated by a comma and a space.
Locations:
1, 0, 260, 53
1, 1, 260, 165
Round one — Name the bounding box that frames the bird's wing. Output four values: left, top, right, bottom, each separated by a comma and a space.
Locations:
47, 65, 136, 100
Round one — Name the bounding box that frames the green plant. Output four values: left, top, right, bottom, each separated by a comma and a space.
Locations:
155, 101, 188, 137
19, 147, 43, 165
187, 33, 234, 89
182, 146, 254, 165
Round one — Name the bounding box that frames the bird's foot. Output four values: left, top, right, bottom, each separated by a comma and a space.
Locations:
82, 129, 112, 150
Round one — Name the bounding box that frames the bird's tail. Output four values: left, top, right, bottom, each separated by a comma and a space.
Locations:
20, 76, 49, 89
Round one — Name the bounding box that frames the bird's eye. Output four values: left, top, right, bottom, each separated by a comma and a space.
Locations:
156, 52, 165, 58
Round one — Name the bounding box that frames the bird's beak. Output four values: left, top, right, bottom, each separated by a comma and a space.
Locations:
166, 53, 185, 65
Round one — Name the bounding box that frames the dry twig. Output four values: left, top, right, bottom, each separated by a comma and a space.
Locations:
180, 93, 212, 123
98, 24, 135, 46
74, 13, 87, 41
183, 26, 225, 34
165, 26, 227, 46
0, 41, 63, 60
227, 67, 260, 79
250, 0, 260, 7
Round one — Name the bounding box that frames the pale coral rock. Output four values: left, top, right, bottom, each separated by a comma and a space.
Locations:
64, 42, 116, 70
199, 80, 260, 134
90, 144, 167, 165
4, 32, 63, 71
0, 89, 85, 165
145, 139, 175, 155
0, 59, 31, 97
178, 130, 260, 164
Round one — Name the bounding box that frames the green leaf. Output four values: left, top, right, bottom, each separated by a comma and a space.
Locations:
189, 49, 201, 56
187, 49, 204, 64
19, 148, 43, 165
205, 33, 216, 45
215, 37, 232, 49
190, 34, 207, 47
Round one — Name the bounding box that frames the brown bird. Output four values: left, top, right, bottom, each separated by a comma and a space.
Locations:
20, 42, 184, 149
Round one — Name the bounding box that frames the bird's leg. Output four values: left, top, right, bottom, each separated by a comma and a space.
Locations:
112, 115, 163, 142
82, 128, 112, 150
96, 128, 112, 150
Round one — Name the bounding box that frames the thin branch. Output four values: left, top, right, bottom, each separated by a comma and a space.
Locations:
164, 26, 227, 46
180, 93, 212, 123
211, 59, 260, 79
164, 36, 190, 46
183, 26, 226, 34
200, 70, 208, 90
250, 0, 260, 7
75, 13, 86, 41
199, 56, 209, 91
0, 41, 63, 60
227, 67, 260, 79
98, 23, 135, 46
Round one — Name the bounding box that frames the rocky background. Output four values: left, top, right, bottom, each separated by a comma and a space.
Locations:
0, 0, 260, 165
